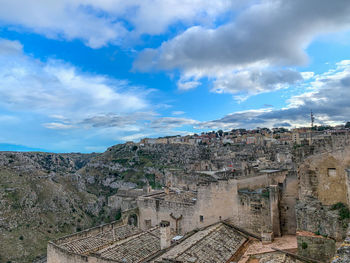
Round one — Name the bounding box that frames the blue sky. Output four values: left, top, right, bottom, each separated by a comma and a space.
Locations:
0, 0, 350, 153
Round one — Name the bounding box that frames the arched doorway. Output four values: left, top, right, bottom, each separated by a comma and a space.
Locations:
128, 214, 138, 226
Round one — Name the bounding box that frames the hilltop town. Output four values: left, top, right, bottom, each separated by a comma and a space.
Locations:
2, 124, 350, 262
139, 124, 350, 147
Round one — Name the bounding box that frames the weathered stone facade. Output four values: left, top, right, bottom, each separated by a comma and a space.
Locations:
296, 142, 350, 241
137, 170, 290, 236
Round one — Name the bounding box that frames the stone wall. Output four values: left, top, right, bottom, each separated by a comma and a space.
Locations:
138, 197, 197, 235
296, 143, 350, 241
236, 188, 271, 234
297, 232, 335, 261
47, 243, 89, 263
280, 172, 298, 235
47, 242, 118, 263
296, 197, 348, 241
298, 150, 350, 205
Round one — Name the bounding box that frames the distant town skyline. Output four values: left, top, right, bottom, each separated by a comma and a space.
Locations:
1, 0, 350, 152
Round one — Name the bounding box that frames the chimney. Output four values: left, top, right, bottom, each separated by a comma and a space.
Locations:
143, 181, 152, 194
160, 220, 171, 249
164, 186, 170, 195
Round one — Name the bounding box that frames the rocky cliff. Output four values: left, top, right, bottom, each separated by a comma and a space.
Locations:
0, 152, 106, 263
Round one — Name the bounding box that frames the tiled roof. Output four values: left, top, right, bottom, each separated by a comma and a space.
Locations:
58, 224, 141, 255
96, 227, 161, 263
154, 223, 247, 263
56, 222, 247, 263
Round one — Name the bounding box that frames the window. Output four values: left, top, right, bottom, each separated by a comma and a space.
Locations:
328, 168, 337, 177
200, 215, 204, 222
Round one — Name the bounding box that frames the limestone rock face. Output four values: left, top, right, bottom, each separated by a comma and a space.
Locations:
0, 152, 102, 263
332, 225, 350, 263
296, 197, 348, 241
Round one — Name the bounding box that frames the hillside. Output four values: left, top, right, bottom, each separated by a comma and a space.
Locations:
0, 152, 105, 263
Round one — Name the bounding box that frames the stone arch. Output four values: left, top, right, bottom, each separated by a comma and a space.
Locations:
127, 214, 138, 226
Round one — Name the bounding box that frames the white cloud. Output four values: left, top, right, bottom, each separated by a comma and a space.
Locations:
211, 69, 302, 96
0, 38, 150, 128
150, 117, 199, 130
177, 79, 201, 91
134, 0, 350, 97
43, 122, 74, 130
171, 111, 185, 116
0, 0, 235, 48
203, 60, 350, 129
121, 133, 151, 142
301, 72, 315, 80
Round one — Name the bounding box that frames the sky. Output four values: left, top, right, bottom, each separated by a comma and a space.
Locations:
1, 0, 350, 153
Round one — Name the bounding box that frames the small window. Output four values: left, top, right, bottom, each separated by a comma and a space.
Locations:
200, 215, 204, 222
328, 168, 337, 177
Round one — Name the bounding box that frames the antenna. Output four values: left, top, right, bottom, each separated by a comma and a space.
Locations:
311, 110, 315, 128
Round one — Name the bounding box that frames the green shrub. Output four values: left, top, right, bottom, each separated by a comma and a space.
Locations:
331, 202, 350, 220
339, 207, 350, 220
19, 235, 23, 240
301, 242, 308, 249
261, 189, 270, 198
331, 202, 346, 210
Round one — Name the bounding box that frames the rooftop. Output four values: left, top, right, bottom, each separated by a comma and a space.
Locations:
154, 222, 248, 263
57, 224, 142, 255
51, 221, 248, 263
96, 227, 161, 263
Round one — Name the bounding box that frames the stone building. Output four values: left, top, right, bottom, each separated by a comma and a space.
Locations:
296, 141, 350, 241
137, 169, 293, 237
108, 184, 160, 212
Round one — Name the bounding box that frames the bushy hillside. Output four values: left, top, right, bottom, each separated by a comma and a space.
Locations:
0, 152, 105, 263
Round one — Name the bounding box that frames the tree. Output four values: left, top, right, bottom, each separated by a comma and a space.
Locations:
345, 122, 350, 128
218, 130, 223, 136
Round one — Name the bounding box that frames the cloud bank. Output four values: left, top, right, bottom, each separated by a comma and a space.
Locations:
134, 0, 350, 97
0, 0, 234, 48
